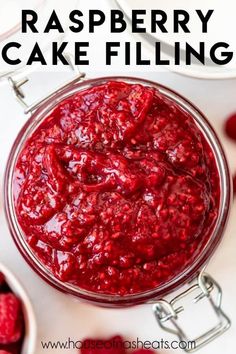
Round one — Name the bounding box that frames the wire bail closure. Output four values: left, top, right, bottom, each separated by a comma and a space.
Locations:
153, 271, 231, 352
8, 54, 85, 114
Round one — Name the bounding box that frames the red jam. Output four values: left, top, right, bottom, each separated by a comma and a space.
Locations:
13, 81, 220, 295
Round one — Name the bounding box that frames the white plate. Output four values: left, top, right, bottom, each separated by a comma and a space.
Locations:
115, 0, 236, 79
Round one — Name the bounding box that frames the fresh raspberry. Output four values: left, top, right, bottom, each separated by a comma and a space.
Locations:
0, 351, 12, 354
81, 335, 125, 354
0, 293, 23, 344
224, 113, 236, 141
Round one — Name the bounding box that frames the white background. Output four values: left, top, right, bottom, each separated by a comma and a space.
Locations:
0, 0, 236, 353
0, 70, 236, 354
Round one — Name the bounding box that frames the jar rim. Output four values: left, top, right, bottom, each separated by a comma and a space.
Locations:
4, 76, 232, 306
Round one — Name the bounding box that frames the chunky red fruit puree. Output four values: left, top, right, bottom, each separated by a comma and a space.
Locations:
13, 81, 220, 295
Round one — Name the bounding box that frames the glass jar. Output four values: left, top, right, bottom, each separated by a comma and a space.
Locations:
4, 73, 232, 351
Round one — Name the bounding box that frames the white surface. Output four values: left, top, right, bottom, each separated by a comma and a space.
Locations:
0, 71, 236, 354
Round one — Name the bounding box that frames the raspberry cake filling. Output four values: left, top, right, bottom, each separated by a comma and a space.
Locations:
13, 81, 220, 296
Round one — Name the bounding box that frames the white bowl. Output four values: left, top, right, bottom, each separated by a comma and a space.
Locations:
115, 0, 236, 79
0, 263, 37, 354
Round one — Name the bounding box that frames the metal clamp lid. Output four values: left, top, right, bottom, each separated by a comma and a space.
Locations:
8, 54, 85, 114
153, 271, 231, 352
